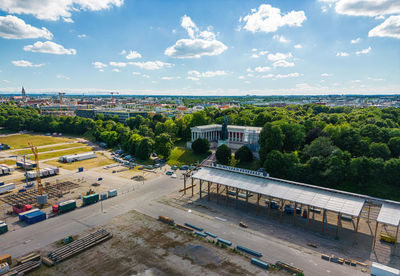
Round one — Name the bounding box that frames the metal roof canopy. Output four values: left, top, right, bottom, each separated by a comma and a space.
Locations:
193, 167, 365, 217
377, 203, 400, 227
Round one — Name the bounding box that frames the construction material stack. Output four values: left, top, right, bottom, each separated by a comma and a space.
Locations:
0, 183, 15, 194
0, 164, 13, 176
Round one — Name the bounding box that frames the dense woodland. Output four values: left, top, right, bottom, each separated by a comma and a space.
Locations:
1, 103, 400, 200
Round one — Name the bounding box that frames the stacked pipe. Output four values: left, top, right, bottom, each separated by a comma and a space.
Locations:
48, 229, 112, 263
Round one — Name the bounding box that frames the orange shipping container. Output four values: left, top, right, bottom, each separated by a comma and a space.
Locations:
0, 254, 11, 265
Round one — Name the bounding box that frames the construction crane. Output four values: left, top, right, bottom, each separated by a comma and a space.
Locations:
28, 142, 46, 204
58, 92, 66, 116
110, 92, 119, 107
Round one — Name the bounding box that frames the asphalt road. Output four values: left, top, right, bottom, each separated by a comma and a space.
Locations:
0, 172, 364, 276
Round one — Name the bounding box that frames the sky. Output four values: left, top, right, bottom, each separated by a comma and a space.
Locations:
0, 0, 399, 96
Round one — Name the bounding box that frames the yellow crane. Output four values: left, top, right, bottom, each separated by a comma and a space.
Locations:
28, 142, 44, 196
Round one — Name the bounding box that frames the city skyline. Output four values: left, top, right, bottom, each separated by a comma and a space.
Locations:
0, 0, 399, 95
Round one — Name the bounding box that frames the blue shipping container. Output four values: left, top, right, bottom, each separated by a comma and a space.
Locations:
25, 211, 46, 224
78, 167, 84, 172
184, 223, 203, 231
217, 238, 232, 246
204, 231, 217, 238
195, 231, 207, 237
251, 258, 269, 270
236, 245, 263, 257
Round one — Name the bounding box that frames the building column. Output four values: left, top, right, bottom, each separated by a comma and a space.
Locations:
199, 179, 202, 199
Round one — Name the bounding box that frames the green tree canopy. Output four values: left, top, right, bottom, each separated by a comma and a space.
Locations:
216, 144, 231, 165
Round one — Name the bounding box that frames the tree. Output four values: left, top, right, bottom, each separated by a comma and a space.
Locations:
388, 137, 400, 157
369, 142, 391, 160
154, 133, 173, 158
235, 146, 253, 163
259, 123, 284, 164
191, 138, 210, 154
302, 137, 337, 159
136, 137, 154, 160
263, 150, 299, 179
216, 144, 231, 165
280, 122, 306, 152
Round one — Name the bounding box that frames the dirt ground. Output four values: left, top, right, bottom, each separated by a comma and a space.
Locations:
30, 210, 280, 276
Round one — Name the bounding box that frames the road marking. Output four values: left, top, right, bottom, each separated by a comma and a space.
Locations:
215, 217, 227, 222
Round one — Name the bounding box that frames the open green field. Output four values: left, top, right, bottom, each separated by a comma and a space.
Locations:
0, 134, 74, 149
0, 159, 16, 166
167, 147, 209, 166
14, 143, 86, 155
34, 146, 94, 160
45, 154, 115, 170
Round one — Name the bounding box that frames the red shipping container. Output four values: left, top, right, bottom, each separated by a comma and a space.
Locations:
52, 205, 59, 213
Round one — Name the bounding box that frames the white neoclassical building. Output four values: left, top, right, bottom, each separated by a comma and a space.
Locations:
188, 124, 262, 152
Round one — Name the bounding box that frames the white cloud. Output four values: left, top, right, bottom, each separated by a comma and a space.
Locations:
294, 44, 302, 49
2, 80, 10, 83
120, 50, 127, 55
246, 68, 253, 73
142, 74, 150, 78
112, 68, 121, 72
336, 51, 349, 57
356, 46, 371, 55
130, 60, 173, 70
57, 74, 70, 80
259, 50, 269, 55
260, 74, 274, 79
93, 62, 107, 69
242, 4, 306, 33
267, 52, 292, 61
335, 0, 400, 17
188, 70, 228, 78
125, 50, 142, 60
238, 75, 245, 79
77, 34, 86, 38
369, 15, 400, 39
251, 48, 258, 52
187, 76, 199, 81
0, 0, 124, 21
165, 15, 227, 58
24, 41, 76, 55
132, 72, 141, 75
275, 72, 302, 78
63, 17, 74, 23
273, 34, 290, 43
254, 66, 271, 72
0, 15, 53, 39
109, 61, 127, 67
273, 60, 295, 67
161, 76, 181, 80
251, 54, 259, 58
12, 60, 44, 67
321, 73, 333, 77
367, 77, 385, 81
350, 37, 360, 44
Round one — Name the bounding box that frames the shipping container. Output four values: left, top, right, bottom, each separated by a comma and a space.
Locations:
18, 208, 39, 221
236, 245, 263, 257
25, 210, 46, 224
0, 254, 11, 265
0, 183, 15, 194
16, 161, 36, 170
0, 262, 9, 274
108, 189, 117, 197
371, 262, 400, 276
58, 200, 76, 213
82, 193, 99, 206
251, 258, 269, 270
26, 167, 59, 179
0, 164, 13, 176
0, 223, 8, 234
100, 193, 107, 200
78, 167, 84, 172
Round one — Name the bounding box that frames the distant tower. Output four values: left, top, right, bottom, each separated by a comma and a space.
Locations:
21, 86, 26, 100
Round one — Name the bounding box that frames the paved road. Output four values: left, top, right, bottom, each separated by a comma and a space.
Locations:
0, 173, 364, 275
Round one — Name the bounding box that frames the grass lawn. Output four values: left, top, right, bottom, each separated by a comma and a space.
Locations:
14, 143, 86, 155
31, 146, 94, 160
0, 159, 17, 166
45, 154, 115, 170
167, 147, 209, 166
0, 134, 74, 150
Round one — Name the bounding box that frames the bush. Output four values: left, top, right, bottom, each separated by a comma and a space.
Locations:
191, 138, 210, 154
235, 145, 253, 163
216, 144, 231, 165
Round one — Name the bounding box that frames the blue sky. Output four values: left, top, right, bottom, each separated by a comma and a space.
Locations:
0, 0, 399, 95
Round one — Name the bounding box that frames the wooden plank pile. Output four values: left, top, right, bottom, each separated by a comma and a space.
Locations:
48, 229, 112, 263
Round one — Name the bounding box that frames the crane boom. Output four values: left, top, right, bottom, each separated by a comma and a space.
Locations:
28, 142, 43, 195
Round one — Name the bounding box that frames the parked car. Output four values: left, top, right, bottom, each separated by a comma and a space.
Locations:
171, 165, 178, 170
166, 171, 173, 175
138, 166, 144, 170
123, 155, 131, 160
154, 164, 160, 168
179, 165, 189, 170
152, 153, 157, 157
171, 174, 177, 178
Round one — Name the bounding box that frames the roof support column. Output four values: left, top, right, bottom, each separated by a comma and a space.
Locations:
373, 221, 379, 250
207, 181, 210, 201
191, 177, 194, 197
280, 200, 284, 222
322, 209, 326, 234
235, 188, 239, 209
293, 202, 297, 225
306, 205, 310, 230
256, 193, 260, 214
216, 184, 219, 204
337, 213, 342, 240
199, 179, 202, 199
246, 191, 249, 211
393, 223, 399, 254
367, 204, 371, 223
183, 174, 187, 195
354, 216, 360, 244
268, 196, 272, 218
226, 186, 229, 207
